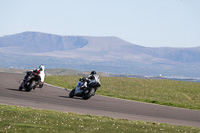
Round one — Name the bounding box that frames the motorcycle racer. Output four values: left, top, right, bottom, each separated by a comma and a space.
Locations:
88, 71, 100, 83
34, 64, 45, 88
74, 71, 101, 95
19, 64, 45, 91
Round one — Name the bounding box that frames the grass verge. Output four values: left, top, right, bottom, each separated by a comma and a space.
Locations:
45, 75, 200, 110
0, 104, 200, 133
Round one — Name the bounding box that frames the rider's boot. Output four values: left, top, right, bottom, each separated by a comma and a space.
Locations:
39, 82, 44, 88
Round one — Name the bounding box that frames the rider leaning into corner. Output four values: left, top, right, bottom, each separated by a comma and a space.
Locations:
75, 71, 101, 95
25, 64, 45, 88
35, 64, 45, 88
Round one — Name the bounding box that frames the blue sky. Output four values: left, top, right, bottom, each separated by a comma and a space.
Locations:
0, 0, 200, 47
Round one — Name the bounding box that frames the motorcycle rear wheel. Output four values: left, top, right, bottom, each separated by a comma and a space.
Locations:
82, 88, 95, 100
25, 80, 35, 92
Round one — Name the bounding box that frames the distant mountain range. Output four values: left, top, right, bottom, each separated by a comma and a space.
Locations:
0, 31, 200, 77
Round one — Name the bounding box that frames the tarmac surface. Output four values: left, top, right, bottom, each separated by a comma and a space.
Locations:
0, 72, 200, 128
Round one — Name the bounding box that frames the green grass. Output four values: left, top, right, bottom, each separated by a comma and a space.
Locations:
45, 75, 200, 110
0, 104, 199, 133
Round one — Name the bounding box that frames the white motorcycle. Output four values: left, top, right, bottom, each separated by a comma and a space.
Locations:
69, 76, 101, 100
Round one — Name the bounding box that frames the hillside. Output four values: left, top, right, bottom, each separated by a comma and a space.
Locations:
0, 32, 88, 53
1, 32, 200, 63
0, 31, 200, 77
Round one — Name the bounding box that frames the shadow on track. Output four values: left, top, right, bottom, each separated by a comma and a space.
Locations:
59, 96, 84, 100
6, 88, 35, 92
59, 96, 69, 98
6, 88, 20, 91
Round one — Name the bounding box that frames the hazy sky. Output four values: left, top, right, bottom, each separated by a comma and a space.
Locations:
0, 0, 200, 47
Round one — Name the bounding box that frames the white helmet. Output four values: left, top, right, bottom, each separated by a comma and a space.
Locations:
39, 64, 45, 71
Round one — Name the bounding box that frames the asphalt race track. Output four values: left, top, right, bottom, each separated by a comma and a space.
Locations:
0, 72, 200, 128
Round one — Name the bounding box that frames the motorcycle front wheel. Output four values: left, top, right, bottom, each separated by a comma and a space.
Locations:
69, 88, 75, 98
19, 84, 23, 91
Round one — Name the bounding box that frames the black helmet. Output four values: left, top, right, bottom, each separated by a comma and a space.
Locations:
80, 77, 86, 82
90, 71, 96, 75
82, 77, 86, 82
